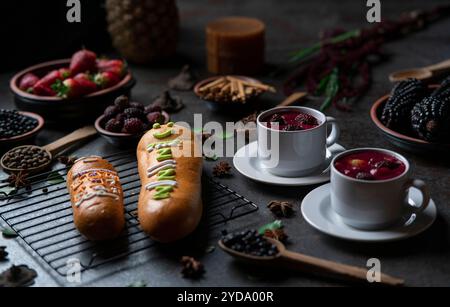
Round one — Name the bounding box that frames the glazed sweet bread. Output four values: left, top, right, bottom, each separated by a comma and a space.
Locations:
67, 156, 125, 240
137, 122, 203, 242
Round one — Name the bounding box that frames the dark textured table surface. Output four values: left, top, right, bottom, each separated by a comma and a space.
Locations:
1, 0, 449, 287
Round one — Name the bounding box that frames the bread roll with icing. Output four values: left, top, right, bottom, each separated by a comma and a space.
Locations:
67, 156, 125, 240
137, 122, 203, 242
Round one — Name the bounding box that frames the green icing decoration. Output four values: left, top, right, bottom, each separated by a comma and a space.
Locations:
156, 154, 173, 162
153, 123, 161, 129
157, 169, 176, 180
157, 148, 172, 155
153, 185, 174, 200
167, 122, 174, 127
153, 129, 172, 139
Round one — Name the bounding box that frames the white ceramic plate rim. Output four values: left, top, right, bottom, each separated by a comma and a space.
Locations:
301, 183, 437, 243
233, 141, 345, 186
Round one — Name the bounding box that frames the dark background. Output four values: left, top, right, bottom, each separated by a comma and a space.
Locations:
0, 0, 450, 287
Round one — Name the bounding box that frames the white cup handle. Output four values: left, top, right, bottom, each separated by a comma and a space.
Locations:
326, 116, 340, 147
405, 179, 430, 215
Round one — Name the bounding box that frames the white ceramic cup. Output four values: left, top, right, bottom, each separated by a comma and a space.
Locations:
257, 106, 340, 177
330, 148, 430, 230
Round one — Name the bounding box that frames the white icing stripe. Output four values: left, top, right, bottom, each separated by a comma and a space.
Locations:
147, 164, 176, 178
146, 160, 176, 174
75, 191, 119, 207
145, 180, 177, 190
72, 168, 117, 180
147, 139, 180, 152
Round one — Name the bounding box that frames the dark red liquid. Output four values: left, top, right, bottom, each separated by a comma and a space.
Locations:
334, 151, 406, 181
264, 111, 320, 131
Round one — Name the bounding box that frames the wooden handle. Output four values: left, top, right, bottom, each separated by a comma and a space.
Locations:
277, 92, 308, 107
425, 59, 450, 73
43, 126, 97, 155
279, 250, 404, 287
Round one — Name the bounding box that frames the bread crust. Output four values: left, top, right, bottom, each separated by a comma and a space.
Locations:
137, 124, 203, 242
67, 156, 125, 241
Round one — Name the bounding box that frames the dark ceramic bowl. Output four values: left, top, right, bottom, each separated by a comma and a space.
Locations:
0, 111, 44, 152
94, 112, 170, 148
194, 75, 265, 113
370, 85, 450, 155
10, 59, 136, 125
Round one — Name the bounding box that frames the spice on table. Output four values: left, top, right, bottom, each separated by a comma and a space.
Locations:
263, 228, 288, 243
180, 256, 205, 279
283, 5, 450, 111
0, 246, 8, 261
2, 146, 50, 170
267, 200, 295, 218
150, 90, 184, 113
206, 17, 265, 75
7, 171, 30, 190
1, 227, 18, 239
0, 265, 37, 287
57, 155, 77, 167
213, 161, 232, 177
198, 76, 275, 104
168, 65, 197, 91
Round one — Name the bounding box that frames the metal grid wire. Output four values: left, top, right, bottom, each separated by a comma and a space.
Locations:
0, 150, 258, 278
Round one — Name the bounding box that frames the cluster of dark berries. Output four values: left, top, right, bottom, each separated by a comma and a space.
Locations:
2, 146, 50, 170
268, 112, 319, 131
0, 110, 38, 139
102, 95, 165, 134
222, 229, 279, 257
381, 77, 450, 143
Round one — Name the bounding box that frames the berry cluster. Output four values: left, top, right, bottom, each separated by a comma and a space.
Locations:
102, 95, 165, 134
222, 230, 279, 257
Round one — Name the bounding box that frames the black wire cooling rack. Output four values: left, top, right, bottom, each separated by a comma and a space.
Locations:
0, 150, 258, 281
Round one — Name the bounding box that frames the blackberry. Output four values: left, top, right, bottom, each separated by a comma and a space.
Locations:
431, 75, 450, 98
411, 96, 450, 142
124, 107, 144, 119
115, 113, 126, 124
295, 113, 318, 126
0, 109, 38, 139
104, 118, 123, 133
114, 95, 130, 111
122, 118, 144, 134
144, 104, 162, 114
103, 105, 120, 120
129, 101, 145, 110
381, 79, 426, 131
146, 112, 165, 125
269, 114, 285, 125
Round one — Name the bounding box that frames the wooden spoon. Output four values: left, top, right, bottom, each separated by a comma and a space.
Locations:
1, 126, 97, 174
389, 59, 450, 82
219, 238, 404, 287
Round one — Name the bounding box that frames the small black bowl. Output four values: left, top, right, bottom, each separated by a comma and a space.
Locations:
0, 111, 44, 152
10, 59, 136, 125
95, 112, 170, 148
370, 85, 450, 155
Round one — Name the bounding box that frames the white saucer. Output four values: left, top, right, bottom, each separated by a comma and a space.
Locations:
233, 141, 345, 186
301, 183, 437, 243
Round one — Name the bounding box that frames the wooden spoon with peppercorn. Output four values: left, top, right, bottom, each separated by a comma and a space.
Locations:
219, 237, 404, 287
1, 126, 97, 174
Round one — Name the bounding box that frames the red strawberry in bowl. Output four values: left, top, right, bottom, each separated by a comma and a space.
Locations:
19, 73, 39, 92
70, 49, 97, 75
33, 83, 56, 96
94, 71, 120, 89
97, 59, 126, 77
73, 73, 97, 94
53, 78, 92, 98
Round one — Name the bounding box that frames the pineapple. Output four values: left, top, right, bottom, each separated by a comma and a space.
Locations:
105, 0, 179, 64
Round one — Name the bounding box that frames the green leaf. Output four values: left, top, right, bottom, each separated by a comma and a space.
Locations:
315, 74, 331, 95
258, 220, 283, 235
1, 226, 18, 238
204, 245, 216, 254
127, 281, 147, 287
46, 172, 65, 184
320, 68, 340, 111
0, 186, 17, 197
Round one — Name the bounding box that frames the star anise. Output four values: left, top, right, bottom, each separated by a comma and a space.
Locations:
213, 161, 232, 177
151, 90, 184, 113
7, 171, 30, 190
168, 65, 197, 91
264, 228, 288, 243
0, 264, 37, 287
180, 256, 205, 279
267, 200, 295, 217
0, 246, 8, 261
57, 155, 77, 167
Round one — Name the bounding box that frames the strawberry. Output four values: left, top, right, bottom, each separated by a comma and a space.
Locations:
52, 78, 86, 98
19, 73, 39, 92
97, 59, 126, 77
70, 49, 97, 75
73, 73, 97, 94
94, 71, 120, 88
33, 83, 56, 96
59, 67, 71, 79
